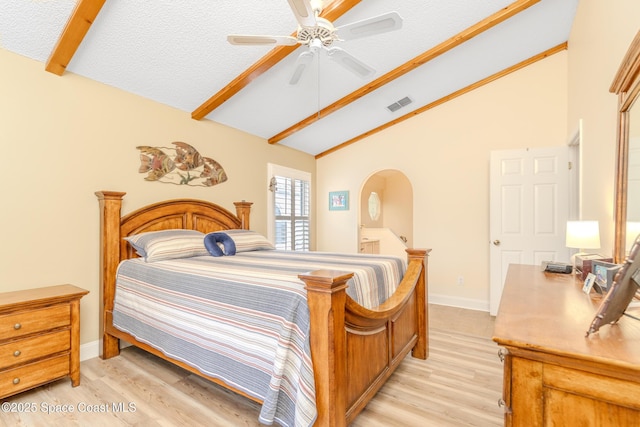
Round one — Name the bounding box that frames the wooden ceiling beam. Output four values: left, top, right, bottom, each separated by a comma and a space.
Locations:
314, 42, 567, 159
45, 0, 107, 75
191, 0, 362, 121
269, 0, 540, 145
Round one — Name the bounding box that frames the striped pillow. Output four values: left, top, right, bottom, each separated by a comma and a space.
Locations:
224, 229, 275, 253
124, 229, 208, 262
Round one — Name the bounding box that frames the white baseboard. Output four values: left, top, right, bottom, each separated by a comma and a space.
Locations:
80, 340, 100, 362
81, 339, 132, 362
429, 293, 489, 312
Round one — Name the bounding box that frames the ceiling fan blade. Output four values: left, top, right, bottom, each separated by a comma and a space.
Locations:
326, 47, 375, 79
336, 11, 403, 41
227, 34, 298, 46
289, 51, 315, 85
287, 0, 318, 28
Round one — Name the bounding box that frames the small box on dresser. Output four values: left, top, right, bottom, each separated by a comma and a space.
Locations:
574, 254, 613, 280
0, 285, 89, 399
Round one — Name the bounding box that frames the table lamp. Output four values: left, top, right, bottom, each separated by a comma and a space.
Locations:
566, 220, 602, 277
566, 220, 601, 253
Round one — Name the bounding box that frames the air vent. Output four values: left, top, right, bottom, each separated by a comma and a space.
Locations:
386, 96, 412, 112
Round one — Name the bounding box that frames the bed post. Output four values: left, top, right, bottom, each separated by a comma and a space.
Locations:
95, 191, 126, 359
233, 201, 253, 230
298, 270, 353, 427
407, 248, 430, 359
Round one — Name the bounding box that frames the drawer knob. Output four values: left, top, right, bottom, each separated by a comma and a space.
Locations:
13, 323, 21, 330
13, 378, 20, 385
498, 347, 508, 362
13, 350, 21, 357
498, 398, 512, 414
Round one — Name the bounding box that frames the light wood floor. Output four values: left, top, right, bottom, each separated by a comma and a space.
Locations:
1, 305, 502, 427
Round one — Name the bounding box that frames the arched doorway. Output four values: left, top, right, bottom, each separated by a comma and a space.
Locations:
359, 170, 413, 259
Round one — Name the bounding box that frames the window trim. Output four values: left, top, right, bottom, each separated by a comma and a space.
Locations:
267, 163, 312, 248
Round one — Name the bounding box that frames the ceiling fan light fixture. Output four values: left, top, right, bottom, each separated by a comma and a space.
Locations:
297, 18, 336, 46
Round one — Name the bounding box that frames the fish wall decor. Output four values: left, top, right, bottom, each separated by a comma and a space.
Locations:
136, 142, 228, 187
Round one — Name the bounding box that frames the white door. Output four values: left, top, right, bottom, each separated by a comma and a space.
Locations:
489, 147, 570, 315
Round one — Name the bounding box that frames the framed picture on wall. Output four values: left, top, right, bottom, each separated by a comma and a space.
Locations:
329, 191, 349, 211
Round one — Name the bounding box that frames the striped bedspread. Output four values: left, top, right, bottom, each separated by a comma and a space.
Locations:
113, 250, 406, 427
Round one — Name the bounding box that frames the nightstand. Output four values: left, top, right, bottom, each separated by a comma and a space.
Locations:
0, 285, 89, 399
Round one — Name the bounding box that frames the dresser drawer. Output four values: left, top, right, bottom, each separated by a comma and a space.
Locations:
0, 329, 70, 369
0, 305, 70, 340
0, 354, 69, 398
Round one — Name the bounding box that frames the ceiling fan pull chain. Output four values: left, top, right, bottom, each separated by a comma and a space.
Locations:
317, 49, 321, 120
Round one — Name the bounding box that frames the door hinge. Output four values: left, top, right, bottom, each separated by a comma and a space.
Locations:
568, 161, 573, 170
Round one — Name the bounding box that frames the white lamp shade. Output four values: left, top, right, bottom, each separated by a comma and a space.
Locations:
626, 222, 640, 252
566, 220, 601, 249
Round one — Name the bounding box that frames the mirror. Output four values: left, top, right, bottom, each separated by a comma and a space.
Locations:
368, 192, 381, 221
612, 30, 640, 263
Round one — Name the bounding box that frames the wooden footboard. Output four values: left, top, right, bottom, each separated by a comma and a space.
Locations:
300, 248, 429, 426
96, 191, 429, 426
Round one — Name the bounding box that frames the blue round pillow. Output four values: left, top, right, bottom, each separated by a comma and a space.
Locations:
204, 232, 236, 256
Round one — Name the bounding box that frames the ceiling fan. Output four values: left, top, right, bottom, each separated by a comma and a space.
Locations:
227, 0, 403, 85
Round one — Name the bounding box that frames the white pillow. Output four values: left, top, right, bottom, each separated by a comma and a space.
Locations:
224, 229, 275, 252
124, 229, 208, 262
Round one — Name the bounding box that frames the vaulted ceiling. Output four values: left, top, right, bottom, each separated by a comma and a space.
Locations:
1, 0, 578, 158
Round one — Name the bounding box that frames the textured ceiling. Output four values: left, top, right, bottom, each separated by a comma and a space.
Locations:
1, 0, 578, 157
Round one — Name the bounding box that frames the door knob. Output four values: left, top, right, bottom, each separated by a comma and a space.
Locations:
493, 240, 501, 246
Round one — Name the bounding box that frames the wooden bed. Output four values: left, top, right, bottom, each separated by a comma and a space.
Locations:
96, 191, 430, 426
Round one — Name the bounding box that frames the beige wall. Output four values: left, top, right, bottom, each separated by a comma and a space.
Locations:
567, 0, 640, 256
0, 48, 315, 345
317, 51, 569, 308
317, 1, 640, 310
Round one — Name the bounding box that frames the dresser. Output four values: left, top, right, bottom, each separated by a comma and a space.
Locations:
0, 285, 89, 399
493, 264, 640, 426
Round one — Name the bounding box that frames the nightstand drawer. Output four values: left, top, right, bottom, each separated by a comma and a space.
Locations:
0, 354, 69, 398
0, 285, 88, 398
0, 329, 70, 369
0, 305, 70, 340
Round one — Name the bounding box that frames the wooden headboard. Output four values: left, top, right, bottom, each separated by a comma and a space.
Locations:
96, 191, 253, 262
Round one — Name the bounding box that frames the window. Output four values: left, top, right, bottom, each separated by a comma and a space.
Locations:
268, 164, 311, 251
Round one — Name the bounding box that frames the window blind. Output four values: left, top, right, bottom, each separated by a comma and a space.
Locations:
274, 175, 310, 251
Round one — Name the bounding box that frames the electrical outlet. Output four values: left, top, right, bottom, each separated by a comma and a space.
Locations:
457, 276, 464, 286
